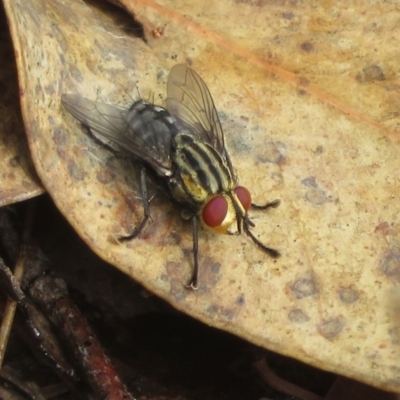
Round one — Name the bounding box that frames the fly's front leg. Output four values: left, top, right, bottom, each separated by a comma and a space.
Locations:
247, 198, 281, 258
243, 216, 281, 258
187, 215, 199, 290
251, 199, 281, 210
118, 167, 151, 242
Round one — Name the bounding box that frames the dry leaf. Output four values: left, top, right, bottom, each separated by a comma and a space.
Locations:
4, 0, 400, 393
0, 8, 43, 206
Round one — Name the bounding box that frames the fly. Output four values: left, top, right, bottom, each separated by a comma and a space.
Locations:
61, 64, 280, 289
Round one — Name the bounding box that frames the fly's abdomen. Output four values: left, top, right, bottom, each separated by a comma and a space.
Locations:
126, 101, 178, 144
169, 133, 235, 207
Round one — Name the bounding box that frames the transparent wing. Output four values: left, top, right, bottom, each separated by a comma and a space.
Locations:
61, 94, 173, 176
166, 64, 234, 173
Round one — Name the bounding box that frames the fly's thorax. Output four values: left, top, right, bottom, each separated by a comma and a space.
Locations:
200, 186, 253, 234
170, 133, 235, 207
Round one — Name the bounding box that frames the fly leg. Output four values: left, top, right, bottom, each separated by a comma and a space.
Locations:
118, 167, 151, 242
243, 217, 281, 258
251, 199, 281, 210
187, 215, 199, 290
245, 199, 281, 258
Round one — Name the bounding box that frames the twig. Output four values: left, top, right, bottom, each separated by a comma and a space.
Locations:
0, 202, 35, 369
254, 357, 323, 400
29, 273, 135, 400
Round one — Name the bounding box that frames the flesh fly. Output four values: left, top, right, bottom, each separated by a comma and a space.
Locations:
61, 64, 280, 289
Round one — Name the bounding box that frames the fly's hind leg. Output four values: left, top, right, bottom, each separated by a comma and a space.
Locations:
118, 167, 152, 242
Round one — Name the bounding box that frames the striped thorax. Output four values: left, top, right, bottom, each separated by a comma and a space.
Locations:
169, 133, 252, 234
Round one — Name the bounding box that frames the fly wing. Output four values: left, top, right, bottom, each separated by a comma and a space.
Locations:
166, 64, 235, 174
61, 94, 173, 176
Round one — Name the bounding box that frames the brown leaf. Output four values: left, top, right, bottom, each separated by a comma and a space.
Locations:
4, 0, 400, 393
0, 7, 43, 206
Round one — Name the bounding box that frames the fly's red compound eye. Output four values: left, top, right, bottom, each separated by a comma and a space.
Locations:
234, 186, 252, 211
202, 196, 228, 227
